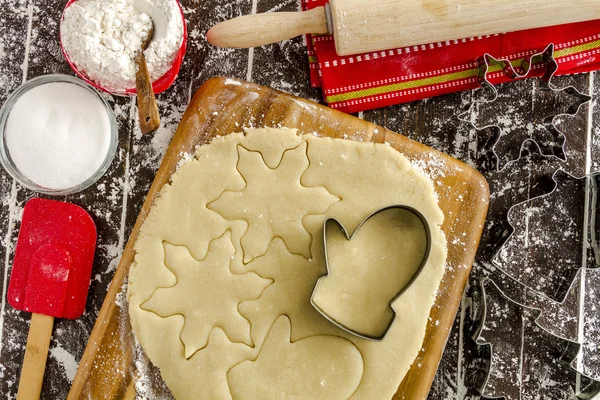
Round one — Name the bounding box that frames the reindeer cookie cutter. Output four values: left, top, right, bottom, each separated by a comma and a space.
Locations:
459, 43, 591, 172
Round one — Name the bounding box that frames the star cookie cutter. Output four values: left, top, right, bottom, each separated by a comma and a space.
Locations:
310, 205, 432, 341
460, 43, 592, 171
472, 277, 600, 399
492, 169, 600, 303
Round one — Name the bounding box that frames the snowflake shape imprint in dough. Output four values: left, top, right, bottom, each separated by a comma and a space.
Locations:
208, 141, 340, 263
238, 239, 329, 345
141, 231, 272, 359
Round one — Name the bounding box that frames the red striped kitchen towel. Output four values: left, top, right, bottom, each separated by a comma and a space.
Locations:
301, 0, 600, 114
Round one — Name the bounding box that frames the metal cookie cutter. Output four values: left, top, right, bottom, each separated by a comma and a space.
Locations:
473, 277, 600, 399
459, 43, 591, 171
492, 169, 600, 302
310, 205, 432, 341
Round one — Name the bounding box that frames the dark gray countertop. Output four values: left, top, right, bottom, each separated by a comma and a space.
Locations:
1, 0, 600, 398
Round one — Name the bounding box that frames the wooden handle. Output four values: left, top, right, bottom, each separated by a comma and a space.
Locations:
17, 313, 54, 400
122, 375, 137, 400
135, 52, 160, 134
330, 0, 600, 56
207, 7, 328, 49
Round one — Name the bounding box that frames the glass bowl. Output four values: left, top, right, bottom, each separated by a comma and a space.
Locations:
59, 0, 188, 97
0, 74, 118, 195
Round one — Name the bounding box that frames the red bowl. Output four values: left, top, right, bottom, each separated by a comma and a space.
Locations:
59, 0, 187, 96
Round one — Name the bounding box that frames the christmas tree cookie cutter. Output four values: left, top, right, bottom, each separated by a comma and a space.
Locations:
492, 169, 600, 303
472, 277, 600, 399
310, 205, 432, 341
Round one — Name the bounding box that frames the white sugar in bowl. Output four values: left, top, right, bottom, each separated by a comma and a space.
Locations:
0, 75, 118, 195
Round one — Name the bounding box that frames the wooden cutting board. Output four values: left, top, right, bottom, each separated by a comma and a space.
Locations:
68, 77, 489, 400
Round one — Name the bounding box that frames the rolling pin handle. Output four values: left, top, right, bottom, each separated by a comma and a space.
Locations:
207, 6, 329, 49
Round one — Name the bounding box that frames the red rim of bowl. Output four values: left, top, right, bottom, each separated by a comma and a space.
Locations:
59, 0, 188, 96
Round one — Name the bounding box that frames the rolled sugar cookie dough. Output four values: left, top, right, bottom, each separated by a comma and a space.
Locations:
128, 127, 447, 399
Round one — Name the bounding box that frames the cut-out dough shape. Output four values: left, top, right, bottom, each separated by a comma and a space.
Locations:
227, 315, 364, 400
169, 327, 255, 399
312, 207, 430, 340
141, 231, 272, 358
242, 127, 303, 168
238, 238, 330, 346
208, 142, 340, 262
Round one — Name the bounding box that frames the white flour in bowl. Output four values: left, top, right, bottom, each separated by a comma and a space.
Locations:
60, 0, 184, 92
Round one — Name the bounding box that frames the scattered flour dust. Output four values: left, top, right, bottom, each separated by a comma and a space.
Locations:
117, 280, 173, 399
223, 78, 241, 86
49, 344, 79, 382
410, 155, 450, 204
132, 96, 186, 169
176, 151, 194, 170
409, 155, 448, 184
0, 38, 9, 92
96, 96, 184, 277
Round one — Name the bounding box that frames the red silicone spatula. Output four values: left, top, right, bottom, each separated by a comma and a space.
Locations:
7, 198, 97, 400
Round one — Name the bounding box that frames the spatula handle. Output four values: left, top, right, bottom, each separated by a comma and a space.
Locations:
135, 52, 161, 134
207, 6, 329, 49
17, 313, 54, 400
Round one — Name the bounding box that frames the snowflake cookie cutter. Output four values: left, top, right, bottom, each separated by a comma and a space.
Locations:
310, 205, 432, 341
460, 43, 592, 171
472, 277, 600, 400
492, 169, 600, 303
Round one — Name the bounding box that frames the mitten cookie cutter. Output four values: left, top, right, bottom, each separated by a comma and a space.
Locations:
310, 205, 431, 341
472, 277, 600, 399
492, 169, 600, 302
460, 43, 591, 171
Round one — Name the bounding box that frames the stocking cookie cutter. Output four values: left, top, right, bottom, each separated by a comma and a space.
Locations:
472, 277, 600, 399
310, 205, 432, 341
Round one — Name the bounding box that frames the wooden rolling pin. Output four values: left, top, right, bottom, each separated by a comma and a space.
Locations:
207, 0, 600, 56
